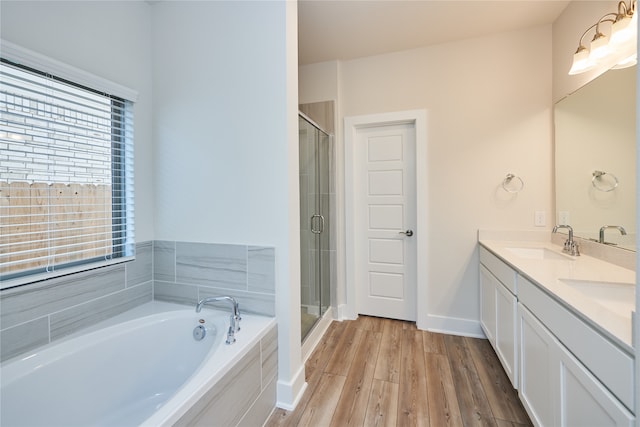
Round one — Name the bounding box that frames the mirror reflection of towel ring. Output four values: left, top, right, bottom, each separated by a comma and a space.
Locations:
502, 173, 524, 193
592, 170, 618, 192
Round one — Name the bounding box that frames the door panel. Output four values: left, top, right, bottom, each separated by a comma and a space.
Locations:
369, 205, 403, 229
368, 170, 403, 195
356, 123, 416, 321
368, 134, 403, 161
369, 239, 403, 264
370, 272, 404, 298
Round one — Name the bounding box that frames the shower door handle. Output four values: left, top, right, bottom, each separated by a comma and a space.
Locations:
311, 214, 324, 234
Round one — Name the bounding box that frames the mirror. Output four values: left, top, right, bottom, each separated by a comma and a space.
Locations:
554, 66, 636, 251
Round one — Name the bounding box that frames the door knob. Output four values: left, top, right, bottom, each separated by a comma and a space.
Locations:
399, 229, 414, 237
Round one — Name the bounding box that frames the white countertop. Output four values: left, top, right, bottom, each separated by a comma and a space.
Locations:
479, 238, 635, 352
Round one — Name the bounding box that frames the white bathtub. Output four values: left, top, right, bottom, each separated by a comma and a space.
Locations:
0, 301, 277, 427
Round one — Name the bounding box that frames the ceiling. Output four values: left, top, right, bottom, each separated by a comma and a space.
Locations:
298, 0, 570, 65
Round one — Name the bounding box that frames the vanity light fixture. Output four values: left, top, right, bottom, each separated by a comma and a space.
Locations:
568, 0, 637, 75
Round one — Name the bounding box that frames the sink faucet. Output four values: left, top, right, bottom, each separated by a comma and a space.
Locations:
552, 224, 580, 256
196, 296, 241, 344
599, 225, 627, 245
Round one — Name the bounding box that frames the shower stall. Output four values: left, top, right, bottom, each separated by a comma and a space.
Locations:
299, 113, 333, 341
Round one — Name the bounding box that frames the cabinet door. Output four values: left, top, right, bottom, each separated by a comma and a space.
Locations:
518, 303, 557, 427
495, 281, 517, 388
479, 265, 496, 345
558, 343, 634, 427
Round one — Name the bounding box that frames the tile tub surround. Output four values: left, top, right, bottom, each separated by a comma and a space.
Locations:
0, 241, 153, 362
0, 240, 276, 363
153, 241, 276, 317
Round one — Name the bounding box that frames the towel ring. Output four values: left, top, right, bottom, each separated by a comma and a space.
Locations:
502, 173, 524, 193
592, 170, 618, 192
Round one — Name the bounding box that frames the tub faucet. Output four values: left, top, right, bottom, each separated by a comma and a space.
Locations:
552, 224, 579, 256
195, 296, 241, 344
599, 225, 627, 245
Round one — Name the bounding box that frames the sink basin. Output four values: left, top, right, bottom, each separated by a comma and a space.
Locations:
505, 247, 572, 261
558, 278, 635, 313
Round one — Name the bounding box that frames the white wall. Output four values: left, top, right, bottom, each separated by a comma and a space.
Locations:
152, 1, 289, 245
0, 0, 155, 242
299, 60, 340, 104
301, 25, 553, 334
151, 1, 304, 408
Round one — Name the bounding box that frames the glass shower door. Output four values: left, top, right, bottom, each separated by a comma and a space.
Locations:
299, 114, 331, 341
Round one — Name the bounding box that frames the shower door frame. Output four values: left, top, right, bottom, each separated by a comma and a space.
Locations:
299, 112, 333, 341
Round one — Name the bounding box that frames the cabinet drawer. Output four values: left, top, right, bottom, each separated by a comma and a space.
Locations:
518, 275, 634, 411
479, 246, 517, 294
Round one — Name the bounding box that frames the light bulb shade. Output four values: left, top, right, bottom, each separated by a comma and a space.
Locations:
589, 32, 611, 60
568, 46, 593, 75
610, 15, 635, 46
611, 17, 637, 69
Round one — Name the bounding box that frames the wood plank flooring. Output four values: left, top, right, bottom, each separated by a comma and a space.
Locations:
265, 316, 531, 427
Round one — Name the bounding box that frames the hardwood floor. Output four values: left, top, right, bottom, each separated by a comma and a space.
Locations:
265, 316, 532, 427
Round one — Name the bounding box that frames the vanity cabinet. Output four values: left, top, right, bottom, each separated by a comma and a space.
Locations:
518, 276, 634, 427
479, 241, 635, 427
479, 247, 517, 387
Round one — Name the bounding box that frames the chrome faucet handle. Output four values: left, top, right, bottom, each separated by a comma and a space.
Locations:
231, 313, 241, 334
568, 241, 580, 256
235, 302, 242, 321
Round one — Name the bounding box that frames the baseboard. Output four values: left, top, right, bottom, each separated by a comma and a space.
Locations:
275, 364, 307, 411
337, 303, 357, 320
422, 313, 486, 338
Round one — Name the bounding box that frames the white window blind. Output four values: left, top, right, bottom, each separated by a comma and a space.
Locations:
0, 58, 135, 285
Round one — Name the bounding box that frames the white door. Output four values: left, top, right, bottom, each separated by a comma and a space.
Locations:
355, 122, 416, 321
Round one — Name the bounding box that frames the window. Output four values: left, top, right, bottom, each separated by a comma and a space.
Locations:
0, 56, 135, 286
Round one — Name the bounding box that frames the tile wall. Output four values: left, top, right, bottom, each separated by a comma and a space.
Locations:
153, 241, 276, 317
0, 240, 276, 362
0, 241, 153, 362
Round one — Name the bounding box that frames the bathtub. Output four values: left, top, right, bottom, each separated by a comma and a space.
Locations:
0, 301, 278, 427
